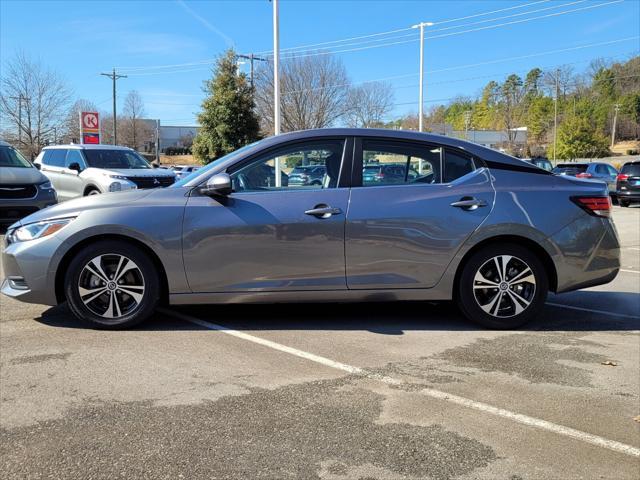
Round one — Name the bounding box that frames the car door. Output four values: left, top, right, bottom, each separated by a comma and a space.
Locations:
39, 149, 68, 200
182, 137, 351, 292
345, 138, 494, 289
59, 149, 86, 198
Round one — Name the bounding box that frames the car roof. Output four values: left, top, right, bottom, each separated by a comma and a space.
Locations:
41, 144, 134, 151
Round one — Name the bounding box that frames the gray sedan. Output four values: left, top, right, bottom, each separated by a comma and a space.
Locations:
1, 129, 620, 329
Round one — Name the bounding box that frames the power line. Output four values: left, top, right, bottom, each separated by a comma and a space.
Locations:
280, 0, 625, 59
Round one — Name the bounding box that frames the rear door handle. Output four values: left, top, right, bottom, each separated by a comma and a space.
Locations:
305, 204, 342, 219
450, 197, 487, 210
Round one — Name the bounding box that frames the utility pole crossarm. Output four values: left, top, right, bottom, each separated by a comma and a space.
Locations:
100, 68, 127, 145
237, 53, 267, 89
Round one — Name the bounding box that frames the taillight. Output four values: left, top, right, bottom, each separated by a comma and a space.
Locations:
616, 174, 629, 181
571, 196, 611, 217
575, 172, 592, 178
374, 173, 385, 179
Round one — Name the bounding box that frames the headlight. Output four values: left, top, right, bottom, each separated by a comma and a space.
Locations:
108, 174, 129, 181
7, 218, 75, 243
38, 180, 53, 190
109, 182, 122, 192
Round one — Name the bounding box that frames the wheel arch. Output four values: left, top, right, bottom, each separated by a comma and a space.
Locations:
55, 234, 169, 304
83, 184, 101, 195
453, 235, 558, 294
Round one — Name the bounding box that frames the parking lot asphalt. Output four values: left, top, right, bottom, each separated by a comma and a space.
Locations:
1, 206, 639, 479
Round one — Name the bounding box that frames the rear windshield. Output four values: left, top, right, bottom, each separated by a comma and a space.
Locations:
553, 164, 588, 174
363, 165, 382, 172
621, 163, 640, 176
0, 145, 31, 168
83, 149, 150, 169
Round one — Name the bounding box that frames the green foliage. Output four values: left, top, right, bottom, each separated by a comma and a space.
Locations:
548, 116, 610, 160
192, 49, 261, 164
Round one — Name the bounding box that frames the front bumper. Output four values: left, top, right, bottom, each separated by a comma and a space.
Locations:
0, 188, 57, 224
1, 232, 62, 306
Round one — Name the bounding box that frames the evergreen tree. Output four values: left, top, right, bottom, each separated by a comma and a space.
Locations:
192, 50, 260, 164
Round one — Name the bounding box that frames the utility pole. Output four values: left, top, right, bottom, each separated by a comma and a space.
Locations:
411, 21, 433, 132
272, 0, 281, 187
611, 103, 620, 148
155, 119, 161, 164
464, 110, 472, 140
553, 68, 559, 163
100, 68, 127, 145
237, 53, 267, 89
9, 94, 28, 144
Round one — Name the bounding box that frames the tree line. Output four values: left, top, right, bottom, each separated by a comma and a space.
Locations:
0, 53, 152, 159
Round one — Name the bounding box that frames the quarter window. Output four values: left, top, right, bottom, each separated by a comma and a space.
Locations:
230, 139, 345, 192
42, 149, 66, 167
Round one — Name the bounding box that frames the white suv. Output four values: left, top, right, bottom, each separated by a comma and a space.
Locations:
34, 145, 175, 202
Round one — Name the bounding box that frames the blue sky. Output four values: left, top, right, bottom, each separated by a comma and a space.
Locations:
1, 0, 638, 126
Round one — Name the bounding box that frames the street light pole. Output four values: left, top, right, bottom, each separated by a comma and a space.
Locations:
553, 68, 559, 163
412, 21, 433, 132
273, 0, 282, 187
611, 103, 620, 148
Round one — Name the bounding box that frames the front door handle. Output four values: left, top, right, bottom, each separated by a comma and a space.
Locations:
305, 204, 342, 219
450, 197, 487, 211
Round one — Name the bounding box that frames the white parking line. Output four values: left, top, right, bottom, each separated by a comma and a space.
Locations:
545, 302, 640, 320
160, 308, 640, 458
620, 268, 639, 274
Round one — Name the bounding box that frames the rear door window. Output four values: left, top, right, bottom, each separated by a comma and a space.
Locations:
443, 150, 475, 183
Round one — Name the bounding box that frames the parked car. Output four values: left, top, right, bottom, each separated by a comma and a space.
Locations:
288, 165, 327, 186
171, 165, 200, 180
523, 157, 553, 171
363, 163, 421, 184
2, 128, 619, 330
616, 160, 640, 207
552, 162, 618, 194
34, 145, 175, 202
0, 140, 57, 225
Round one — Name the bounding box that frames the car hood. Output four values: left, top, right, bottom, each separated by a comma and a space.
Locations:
92, 168, 175, 178
0, 166, 47, 185
12, 189, 156, 227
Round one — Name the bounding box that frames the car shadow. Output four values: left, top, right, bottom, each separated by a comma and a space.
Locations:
34, 290, 640, 333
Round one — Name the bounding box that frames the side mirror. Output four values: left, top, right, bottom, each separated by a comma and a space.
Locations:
152, 163, 159, 169
68, 162, 82, 173
33, 163, 41, 170
201, 173, 233, 197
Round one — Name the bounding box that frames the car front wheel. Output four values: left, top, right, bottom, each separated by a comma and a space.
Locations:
457, 243, 548, 329
64, 240, 160, 328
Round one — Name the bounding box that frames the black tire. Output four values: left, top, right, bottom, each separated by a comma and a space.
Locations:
86, 188, 101, 196
619, 199, 630, 207
64, 240, 160, 329
457, 243, 548, 329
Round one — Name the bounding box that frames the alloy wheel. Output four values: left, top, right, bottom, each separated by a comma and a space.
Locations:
77, 254, 145, 319
472, 255, 536, 318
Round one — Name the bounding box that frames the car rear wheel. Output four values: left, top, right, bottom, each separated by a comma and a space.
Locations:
619, 199, 630, 207
86, 188, 101, 196
457, 243, 548, 329
64, 240, 160, 329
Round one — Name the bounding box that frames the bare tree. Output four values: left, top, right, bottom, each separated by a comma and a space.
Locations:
63, 99, 98, 144
542, 65, 576, 98
254, 54, 351, 134
121, 90, 151, 150
0, 52, 71, 158
345, 82, 394, 128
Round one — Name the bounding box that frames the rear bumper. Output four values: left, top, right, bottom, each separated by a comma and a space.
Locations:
551, 214, 620, 293
615, 190, 640, 201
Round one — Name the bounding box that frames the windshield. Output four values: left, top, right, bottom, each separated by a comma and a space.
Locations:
0, 145, 31, 168
171, 141, 261, 187
83, 149, 151, 169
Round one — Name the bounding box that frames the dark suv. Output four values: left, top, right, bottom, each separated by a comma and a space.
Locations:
616, 160, 640, 207
288, 165, 327, 186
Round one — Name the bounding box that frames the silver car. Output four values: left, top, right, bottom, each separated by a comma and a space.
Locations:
34, 145, 175, 201
0, 140, 57, 225
2, 129, 620, 329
